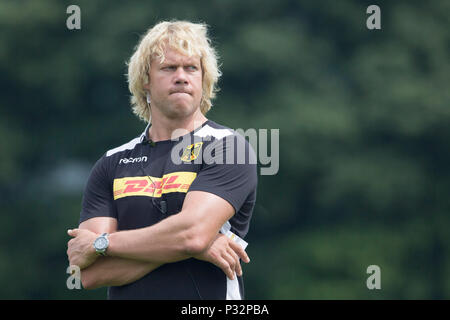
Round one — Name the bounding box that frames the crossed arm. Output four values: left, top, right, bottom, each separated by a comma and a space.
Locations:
67, 191, 250, 289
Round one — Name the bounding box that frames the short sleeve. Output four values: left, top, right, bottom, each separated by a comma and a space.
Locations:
188, 134, 258, 215
79, 155, 117, 225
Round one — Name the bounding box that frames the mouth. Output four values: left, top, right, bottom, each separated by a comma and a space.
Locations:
170, 89, 191, 95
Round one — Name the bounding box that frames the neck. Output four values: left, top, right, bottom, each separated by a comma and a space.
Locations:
148, 110, 208, 142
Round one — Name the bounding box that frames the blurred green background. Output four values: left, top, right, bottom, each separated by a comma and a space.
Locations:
0, 0, 449, 299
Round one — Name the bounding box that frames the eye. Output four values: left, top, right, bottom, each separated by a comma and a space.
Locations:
186, 65, 198, 71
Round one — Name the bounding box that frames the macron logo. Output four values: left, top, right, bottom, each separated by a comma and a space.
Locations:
119, 156, 148, 164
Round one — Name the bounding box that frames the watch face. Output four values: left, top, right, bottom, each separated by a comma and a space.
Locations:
95, 237, 107, 250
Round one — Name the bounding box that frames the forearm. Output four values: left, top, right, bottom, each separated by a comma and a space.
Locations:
81, 256, 162, 289
107, 211, 216, 263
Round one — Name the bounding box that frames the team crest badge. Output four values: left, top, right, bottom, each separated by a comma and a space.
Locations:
181, 142, 203, 162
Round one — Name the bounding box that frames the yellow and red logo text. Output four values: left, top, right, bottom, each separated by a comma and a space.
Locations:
113, 171, 197, 200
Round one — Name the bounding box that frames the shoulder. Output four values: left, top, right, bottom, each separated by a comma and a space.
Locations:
105, 135, 143, 158
194, 120, 235, 141
91, 133, 145, 176
195, 120, 257, 164
195, 120, 251, 148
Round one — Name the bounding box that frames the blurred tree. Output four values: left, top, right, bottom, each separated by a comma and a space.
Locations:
0, 0, 448, 299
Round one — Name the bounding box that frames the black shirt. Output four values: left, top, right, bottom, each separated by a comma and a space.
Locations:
79, 120, 257, 299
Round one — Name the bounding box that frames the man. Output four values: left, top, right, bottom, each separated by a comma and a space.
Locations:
66, 20, 257, 300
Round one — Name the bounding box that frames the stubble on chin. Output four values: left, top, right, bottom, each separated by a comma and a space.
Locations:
161, 100, 200, 120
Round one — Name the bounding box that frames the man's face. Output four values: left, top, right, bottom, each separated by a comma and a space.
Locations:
147, 47, 203, 120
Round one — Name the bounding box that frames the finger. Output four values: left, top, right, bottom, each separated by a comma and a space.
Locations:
215, 256, 234, 280
67, 228, 79, 237
217, 259, 233, 280
227, 247, 242, 277
222, 251, 236, 270
221, 251, 237, 279
67, 252, 75, 265
229, 240, 250, 263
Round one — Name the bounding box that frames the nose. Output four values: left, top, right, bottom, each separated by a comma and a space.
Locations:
174, 67, 188, 85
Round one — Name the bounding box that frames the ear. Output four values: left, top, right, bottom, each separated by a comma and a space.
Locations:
142, 68, 151, 92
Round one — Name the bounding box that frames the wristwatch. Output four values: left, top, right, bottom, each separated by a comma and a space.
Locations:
93, 233, 109, 256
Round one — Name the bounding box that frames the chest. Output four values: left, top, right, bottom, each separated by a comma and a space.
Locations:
111, 143, 202, 230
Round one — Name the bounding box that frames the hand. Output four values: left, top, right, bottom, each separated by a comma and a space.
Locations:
67, 228, 99, 270
195, 233, 250, 280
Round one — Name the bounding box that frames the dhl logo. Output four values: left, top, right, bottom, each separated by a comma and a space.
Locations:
113, 171, 197, 200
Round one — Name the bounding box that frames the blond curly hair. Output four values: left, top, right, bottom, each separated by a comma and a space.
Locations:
127, 20, 221, 123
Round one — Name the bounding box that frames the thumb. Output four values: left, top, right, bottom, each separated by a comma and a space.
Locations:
67, 228, 79, 237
